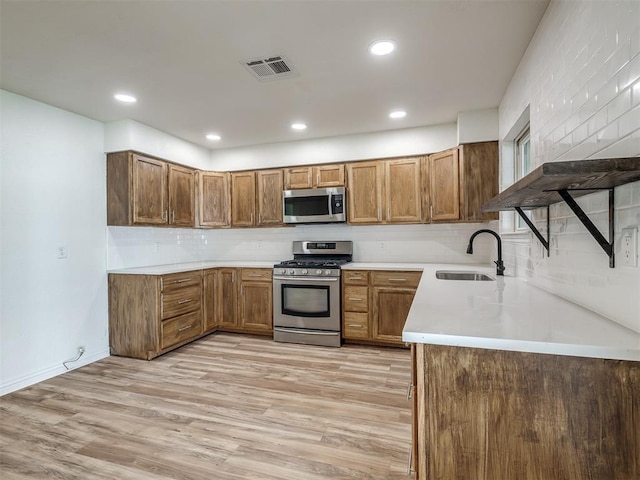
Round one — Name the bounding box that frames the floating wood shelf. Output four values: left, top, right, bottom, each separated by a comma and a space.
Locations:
482, 157, 640, 268
482, 157, 640, 211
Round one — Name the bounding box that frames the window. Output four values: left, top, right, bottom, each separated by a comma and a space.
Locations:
514, 125, 531, 230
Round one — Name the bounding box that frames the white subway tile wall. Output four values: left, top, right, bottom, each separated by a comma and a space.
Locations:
107, 223, 496, 270
500, 0, 640, 332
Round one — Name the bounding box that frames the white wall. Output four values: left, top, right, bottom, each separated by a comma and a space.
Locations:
1, 90, 110, 395
104, 119, 212, 169
499, 0, 640, 332
457, 108, 499, 144
210, 123, 458, 171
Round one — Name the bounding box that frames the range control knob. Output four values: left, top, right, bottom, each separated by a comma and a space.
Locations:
301, 269, 308, 275
315, 269, 322, 275
324, 269, 332, 275
279, 268, 286, 275
288, 269, 296, 275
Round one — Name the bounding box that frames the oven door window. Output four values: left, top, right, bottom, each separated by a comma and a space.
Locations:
281, 284, 330, 317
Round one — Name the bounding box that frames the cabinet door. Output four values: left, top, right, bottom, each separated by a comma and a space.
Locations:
346, 161, 384, 224
385, 158, 422, 223
256, 169, 283, 225
198, 171, 230, 227
217, 268, 238, 328
168, 165, 195, 227
284, 167, 313, 189
239, 281, 273, 332
231, 172, 256, 226
132, 154, 167, 225
371, 286, 416, 344
314, 164, 345, 187
459, 142, 499, 222
428, 148, 460, 222
203, 269, 217, 333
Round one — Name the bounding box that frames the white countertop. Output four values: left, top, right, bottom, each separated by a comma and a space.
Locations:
109, 260, 640, 361
108, 261, 277, 275
390, 263, 640, 362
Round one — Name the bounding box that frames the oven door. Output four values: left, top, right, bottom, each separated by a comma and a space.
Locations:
273, 275, 341, 331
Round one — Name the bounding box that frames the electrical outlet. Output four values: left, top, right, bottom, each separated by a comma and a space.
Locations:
56, 245, 68, 259
620, 227, 638, 267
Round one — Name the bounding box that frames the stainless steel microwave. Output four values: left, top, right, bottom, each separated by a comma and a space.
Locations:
282, 187, 346, 224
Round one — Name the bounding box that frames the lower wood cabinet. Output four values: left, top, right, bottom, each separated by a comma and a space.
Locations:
109, 270, 204, 360
342, 269, 421, 346
412, 343, 640, 480
217, 267, 273, 335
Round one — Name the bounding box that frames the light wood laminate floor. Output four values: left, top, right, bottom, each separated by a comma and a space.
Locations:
1, 333, 413, 479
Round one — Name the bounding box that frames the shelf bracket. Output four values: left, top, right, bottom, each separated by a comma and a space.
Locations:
515, 206, 550, 256
557, 188, 615, 268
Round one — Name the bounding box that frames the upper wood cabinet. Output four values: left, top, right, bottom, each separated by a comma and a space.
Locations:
423, 148, 460, 222
459, 141, 499, 222
107, 151, 195, 227
231, 171, 257, 226
347, 158, 422, 224
284, 163, 345, 189
168, 164, 195, 227
422, 142, 499, 223
197, 171, 230, 228
347, 161, 384, 223
231, 169, 283, 227
385, 158, 422, 223
256, 169, 283, 225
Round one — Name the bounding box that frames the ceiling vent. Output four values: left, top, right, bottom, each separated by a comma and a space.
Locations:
242, 55, 298, 81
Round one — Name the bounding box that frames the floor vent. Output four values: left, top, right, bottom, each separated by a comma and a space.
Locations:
243, 55, 297, 81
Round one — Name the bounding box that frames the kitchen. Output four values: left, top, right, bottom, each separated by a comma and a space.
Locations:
1, 0, 639, 479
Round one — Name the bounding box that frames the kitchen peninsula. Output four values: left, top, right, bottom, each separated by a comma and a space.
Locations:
397, 263, 640, 480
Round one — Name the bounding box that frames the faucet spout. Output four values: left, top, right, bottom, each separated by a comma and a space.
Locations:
466, 229, 505, 276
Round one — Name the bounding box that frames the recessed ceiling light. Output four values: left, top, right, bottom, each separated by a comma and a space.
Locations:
291, 123, 307, 131
206, 133, 221, 141
389, 110, 407, 119
113, 93, 137, 103
369, 40, 395, 56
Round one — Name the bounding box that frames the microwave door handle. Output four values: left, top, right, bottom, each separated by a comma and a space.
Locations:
328, 194, 333, 217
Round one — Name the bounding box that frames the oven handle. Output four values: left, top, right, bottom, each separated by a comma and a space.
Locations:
273, 276, 339, 282
274, 327, 339, 336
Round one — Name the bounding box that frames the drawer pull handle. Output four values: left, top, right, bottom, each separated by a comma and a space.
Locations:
178, 325, 193, 332
174, 278, 194, 283
348, 297, 363, 301
347, 324, 363, 328
406, 383, 413, 400
388, 278, 407, 282
349, 276, 363, 280
248, 273, 264, 277
177, 299, 193, 304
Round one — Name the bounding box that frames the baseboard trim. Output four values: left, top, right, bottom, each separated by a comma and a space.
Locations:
1, 348, 111, 396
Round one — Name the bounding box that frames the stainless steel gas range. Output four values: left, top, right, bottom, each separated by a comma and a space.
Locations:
273, 241, 353, 347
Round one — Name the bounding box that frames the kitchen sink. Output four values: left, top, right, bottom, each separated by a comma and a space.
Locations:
435, 270, 495, 281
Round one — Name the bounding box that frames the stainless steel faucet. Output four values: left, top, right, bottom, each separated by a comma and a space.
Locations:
467, 229, 505, 276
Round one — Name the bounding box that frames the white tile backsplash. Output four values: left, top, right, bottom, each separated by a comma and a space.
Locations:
107, 223, 496, 270
499, 0, 640, 333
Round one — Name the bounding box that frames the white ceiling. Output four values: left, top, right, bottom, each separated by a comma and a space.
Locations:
0, 0, 549, 150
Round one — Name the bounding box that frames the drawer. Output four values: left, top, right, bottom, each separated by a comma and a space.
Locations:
161, 285, 202, 319
371, 271, 422, 288
161, 271, 202, 292
241, 268, 272, 282
343, 312, 369, 339
343, 286, 369, 312
342, 270, 369, 286
161, 310, 203, 349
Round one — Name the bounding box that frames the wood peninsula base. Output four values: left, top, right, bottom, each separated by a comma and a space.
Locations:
412, 343, 639, 479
